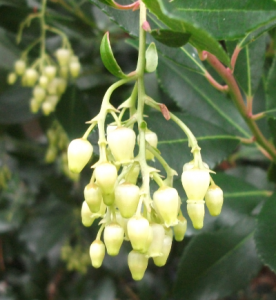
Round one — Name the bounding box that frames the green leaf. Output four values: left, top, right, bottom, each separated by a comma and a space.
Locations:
266, 55, 276, 111
157, 56, 249, 137
145, 42, 158, 72
239, 20, 276, 48
150, 29, 191, 48
55, 86, 91, 139
255, 193, 276, 272
147, 113, 240, 174
154, 0, 276, 41
234, 34, 266, 96
96, 0, 116, 8
143, 0, 230, 66
100, 32, 128, 78
173, 218, 261, 300
268, 118, 276, 146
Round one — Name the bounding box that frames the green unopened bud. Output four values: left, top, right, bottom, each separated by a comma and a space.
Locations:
7, 72, 17, 85
81, 201, 94, 227
103, 223, 124, 256
67, 138, 93, 173
60, 66, 68, 79
125, 162, 140, 184
25, 68, 38, 86
14, 60, 26, 75
128, 250, 148, 281
173, 215, 187, 241
39, 75, 48, 88
95, 163, 117, 196
56, 78, 67, 95
116, 212, 129, 240
107, 127, 136, 163
153, 186, 179, 227
90, 240, 105, 268
30, 98, 41, 113
33, 85, 46, 102
127, 216, 150, 252
44, 65, 57, 80
84, 183, 102, 213
181, 167, 210, 200
69, 61, 81, 78
145, 42, 158, 73
145, 130, 158, 160
56, 48, 71, 66
42, 101, 54, 116
153, 235, 172, 267
115, 183, 140, 218
205, 185, 223, 216
147, 224, 165, 258
187, 200, 205, 229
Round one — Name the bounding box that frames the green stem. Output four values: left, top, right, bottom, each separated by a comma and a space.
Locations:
97, 77, 137, 162
39, 0, 47, 72
82, 122, 97, 139
152, 172, 165, 187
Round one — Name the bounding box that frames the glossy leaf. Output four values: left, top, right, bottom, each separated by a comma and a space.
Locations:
157, 56, 249, 137
234, 34, 266, 96
255, 193, 276, 272
173, 218, 261, 300
100, 32, 128, 78
154, 0, 276, 41
147, 112, 240, 174
150, 29, 191, 48
266, 55, 276, 111
143, 0, 230, 66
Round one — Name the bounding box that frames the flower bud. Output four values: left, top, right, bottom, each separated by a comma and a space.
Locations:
56, 48, 71, 66
95, 163, 117, 195
145, 129, 158, 160
7, 72, 16, 85
147, 224, 165, 257
14, 60, 26, 75
33, 85, 46, 103
106, 124, 117, 135
115, 183, 140, 218
90, 240, 105, 268
187, 200, 205, 229
84, 183, 102, 213
153, 187, 179, 227
153, 235, 172, 267
205, 185, 223, 216
107, 127, 136, 163
173, 215, 187, 241
42, 101, 54, 116
127, 215, 150, 252
30, 98, 40, 113
67, 138, 93, 173
128, 250, 148, 281
181, 168, 210, 200
44, 65, 57, 80
60, 66, 68, 79
183, 160, 209, 171
69, 61, 81, 77
25, 68, 38, 86
125, 163, 140, 184
81, 201, 94, 227
39, 75, 48, 88
103, 223, 124, 256
56, 78, 67, 95
116, 212, 129, 240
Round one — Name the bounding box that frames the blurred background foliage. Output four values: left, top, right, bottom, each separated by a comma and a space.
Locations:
1, 0, 276, 299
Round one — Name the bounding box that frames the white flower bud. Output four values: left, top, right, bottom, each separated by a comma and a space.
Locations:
153, 235, 172, 267
127, 216, 150, 252
44, 65, 57, 80
103, 223, 124, 256
56, 48, 71, 66
187, 200, 205, 229
67, 138, 93, 173
84, 183, 102, 213
147, 224, 165, 257
95, 163, 117, 196
128, 250, 148, 281
205, 185, 223, 216
14, 60, 26, 75
69, 61, 81, 77
90, 240, 105, 268
7, 73, 17, 85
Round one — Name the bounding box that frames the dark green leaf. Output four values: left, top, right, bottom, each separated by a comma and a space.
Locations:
147, 112, 240, 174
143, 0, 230, 66
154, 0, 276, 41
55, 86, 91, 139
266, 55, 276, 111
234, 34, 266, 96
100, 32, 128, 78
173, 218, 261, 300
151, 29, 191, 48
157, 56, 249, 137
255, 193, 276, 272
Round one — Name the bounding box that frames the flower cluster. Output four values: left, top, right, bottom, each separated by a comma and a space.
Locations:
7, 49, 80, 115
67, 121, 223, 280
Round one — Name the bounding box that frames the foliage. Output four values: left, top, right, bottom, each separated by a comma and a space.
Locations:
1, 0, 276, 299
